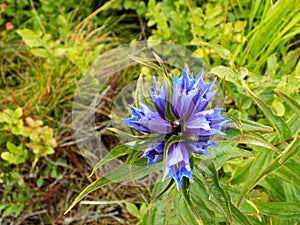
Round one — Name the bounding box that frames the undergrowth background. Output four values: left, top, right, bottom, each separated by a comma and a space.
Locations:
0, 0, 299, 224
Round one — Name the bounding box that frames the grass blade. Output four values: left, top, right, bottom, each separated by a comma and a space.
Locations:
65, 160, 161, 214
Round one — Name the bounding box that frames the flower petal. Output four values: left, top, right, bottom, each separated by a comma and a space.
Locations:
141, 141, 165, 165
184, 109, 228, 136
162, 142, 192, 189
173, 66, 195, 93
147, 78, 167, 118
187, 141, 218, 155
123, 104, 171, 134
171, 86, 198, 119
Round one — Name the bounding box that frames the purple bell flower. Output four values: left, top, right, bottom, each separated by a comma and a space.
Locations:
123, 66, 229, 189
140, 141, 165, 166
162, 142, 192, 189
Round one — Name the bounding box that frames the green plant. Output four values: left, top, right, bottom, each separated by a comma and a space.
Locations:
125, 202, 147, 225
0, 107, 57, 218
65, 61, 300, 224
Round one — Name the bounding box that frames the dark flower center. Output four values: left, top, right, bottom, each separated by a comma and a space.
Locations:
171, 120, 182, 136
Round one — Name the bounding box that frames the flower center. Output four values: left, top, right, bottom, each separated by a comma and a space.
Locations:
171, 120, 182, 136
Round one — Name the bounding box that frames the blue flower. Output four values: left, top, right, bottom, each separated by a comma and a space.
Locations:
123, 104, 171, 134
123, 66, 229, 189
162, 142, 192, 188
140, 141, 165, 166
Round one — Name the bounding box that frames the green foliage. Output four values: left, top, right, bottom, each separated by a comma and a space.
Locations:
0, 107, 57, 218
126, 202, 147, 225
0, 108, 56, 166
1, 142, 27, 165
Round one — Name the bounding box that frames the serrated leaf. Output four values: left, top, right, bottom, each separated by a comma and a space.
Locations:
243, 82, 292, 141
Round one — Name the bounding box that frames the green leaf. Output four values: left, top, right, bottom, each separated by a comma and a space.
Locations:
225, 133, 281, 154
194, 161, 251, 225
2, 204, 14, 217
210, 66, 242, 88
277, 132, 300, 164
107, 127, 147, 139
15, 108, 23, 118
54, 48, 66, 57
7, 142, 20, 154
126, 202, 140, 218
239, 118, 274, 133
0, 204, 8, 211
243, 82, 292, 141
14, 204, 24, 217
152, 51, 168, 75
237, 148, 274, 205
274, 89, 300, 118
271, 99, 285, 117
173, 193, 200, 225
127, 54, 163, 74
43, 146, 55, 155
254, 201, 300, 219
65, 159, 161, 214
207, 143, 253, 170
192, 41, 232, 60
16, 29, 42, 48
253, 135, 300, 185
135, 73, 146, 108
1, 110, 13, 124
1, 142, 27, 165
274, 162, 300, 190
30, 48, 48, 58
91, 144, 131, 177
189, 181, 216, 224
140, 203, 146, 217
148, 194, 177, 225
36, 177, 44, 188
